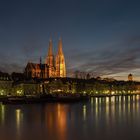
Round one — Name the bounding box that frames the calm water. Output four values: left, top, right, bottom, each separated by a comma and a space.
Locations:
0, 95, 140, 140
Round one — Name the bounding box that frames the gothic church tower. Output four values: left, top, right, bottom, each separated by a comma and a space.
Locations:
46, 38, 55, 77
55, 38, 66, 77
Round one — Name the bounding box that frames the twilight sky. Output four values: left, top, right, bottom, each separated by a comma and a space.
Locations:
0, 0, 140, 80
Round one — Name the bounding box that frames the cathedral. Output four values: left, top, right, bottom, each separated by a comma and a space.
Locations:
25, 38, 66, 79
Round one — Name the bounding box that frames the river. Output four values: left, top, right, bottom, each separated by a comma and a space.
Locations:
0, 95, 140, 140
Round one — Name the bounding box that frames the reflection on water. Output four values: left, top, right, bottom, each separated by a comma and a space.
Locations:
0, 95, 140, 140
15, 109, 23, 138
0, 105, 5, 125
83, 105, 87, 121
42, 103, 68, 140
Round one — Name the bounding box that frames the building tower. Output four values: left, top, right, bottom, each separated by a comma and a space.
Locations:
128, 73, 133, 81
46, 38, 55, 77
55, 38, 66, 77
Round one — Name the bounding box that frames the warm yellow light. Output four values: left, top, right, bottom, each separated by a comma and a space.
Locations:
0, 89, 4, 95
111, 91, 115, 95
17, 90, 23, 95
83, 105, 87, 121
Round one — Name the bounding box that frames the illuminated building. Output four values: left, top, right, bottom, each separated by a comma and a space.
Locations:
25, 38, 66, 79
46, 38, 55, 77
0, 72, 12, 95
13, 80, 40, 96
24, 62, 49, 79
55, 38, 66, 77
128, 74, 133, 81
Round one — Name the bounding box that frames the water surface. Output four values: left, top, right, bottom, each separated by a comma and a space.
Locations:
0, 95, 140, 140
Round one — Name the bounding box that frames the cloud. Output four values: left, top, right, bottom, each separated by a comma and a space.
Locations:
0, 62, 24, 73
0, 50, 25, 73
0, 34, 140, 78
67, 35, 140, 78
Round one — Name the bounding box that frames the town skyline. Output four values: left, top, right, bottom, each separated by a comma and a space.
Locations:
0, 0, 140, 80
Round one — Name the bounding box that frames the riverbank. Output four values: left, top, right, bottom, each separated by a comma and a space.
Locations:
0, 93, 140, 104
1, 94, 89, 104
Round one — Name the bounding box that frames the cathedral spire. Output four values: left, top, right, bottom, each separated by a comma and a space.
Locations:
57, 37, 63, 55
46, 37, 55, 77
46, 38, 54, 66
55, 37, 66, 77
48, 38, 53, 56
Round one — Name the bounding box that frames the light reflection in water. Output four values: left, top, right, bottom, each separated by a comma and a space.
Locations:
0, 104, 5, 125
128, 97, 131, 115
111, 96, 115, 103
111, 97, 115, 121
91, 97, 93, 105
0, 95, 139, 140
16, 109, 21, 128
90, 97, 94, 114
123, 96, 126, 117
95, 98, 98, 105
128, 96, 130, 102
119, 96, 122, 103
106, 97, 109, 104
15, 109, 23, 138
123, 96, 126, 102
136, 95, 139, 117
119, 96, 122, 117
105, 97, 109, 127
83, 105, 87, 121
95, 98, 98, 125
57, 104, 61, 118
57, 104, 67, 135
44, 104, 68, 140
92, 95, 140, 128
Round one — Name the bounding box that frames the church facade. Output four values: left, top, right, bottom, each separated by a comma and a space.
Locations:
24, 38, 66, 79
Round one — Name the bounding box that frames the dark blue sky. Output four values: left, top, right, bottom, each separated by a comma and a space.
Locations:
0, 0, 140, 80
